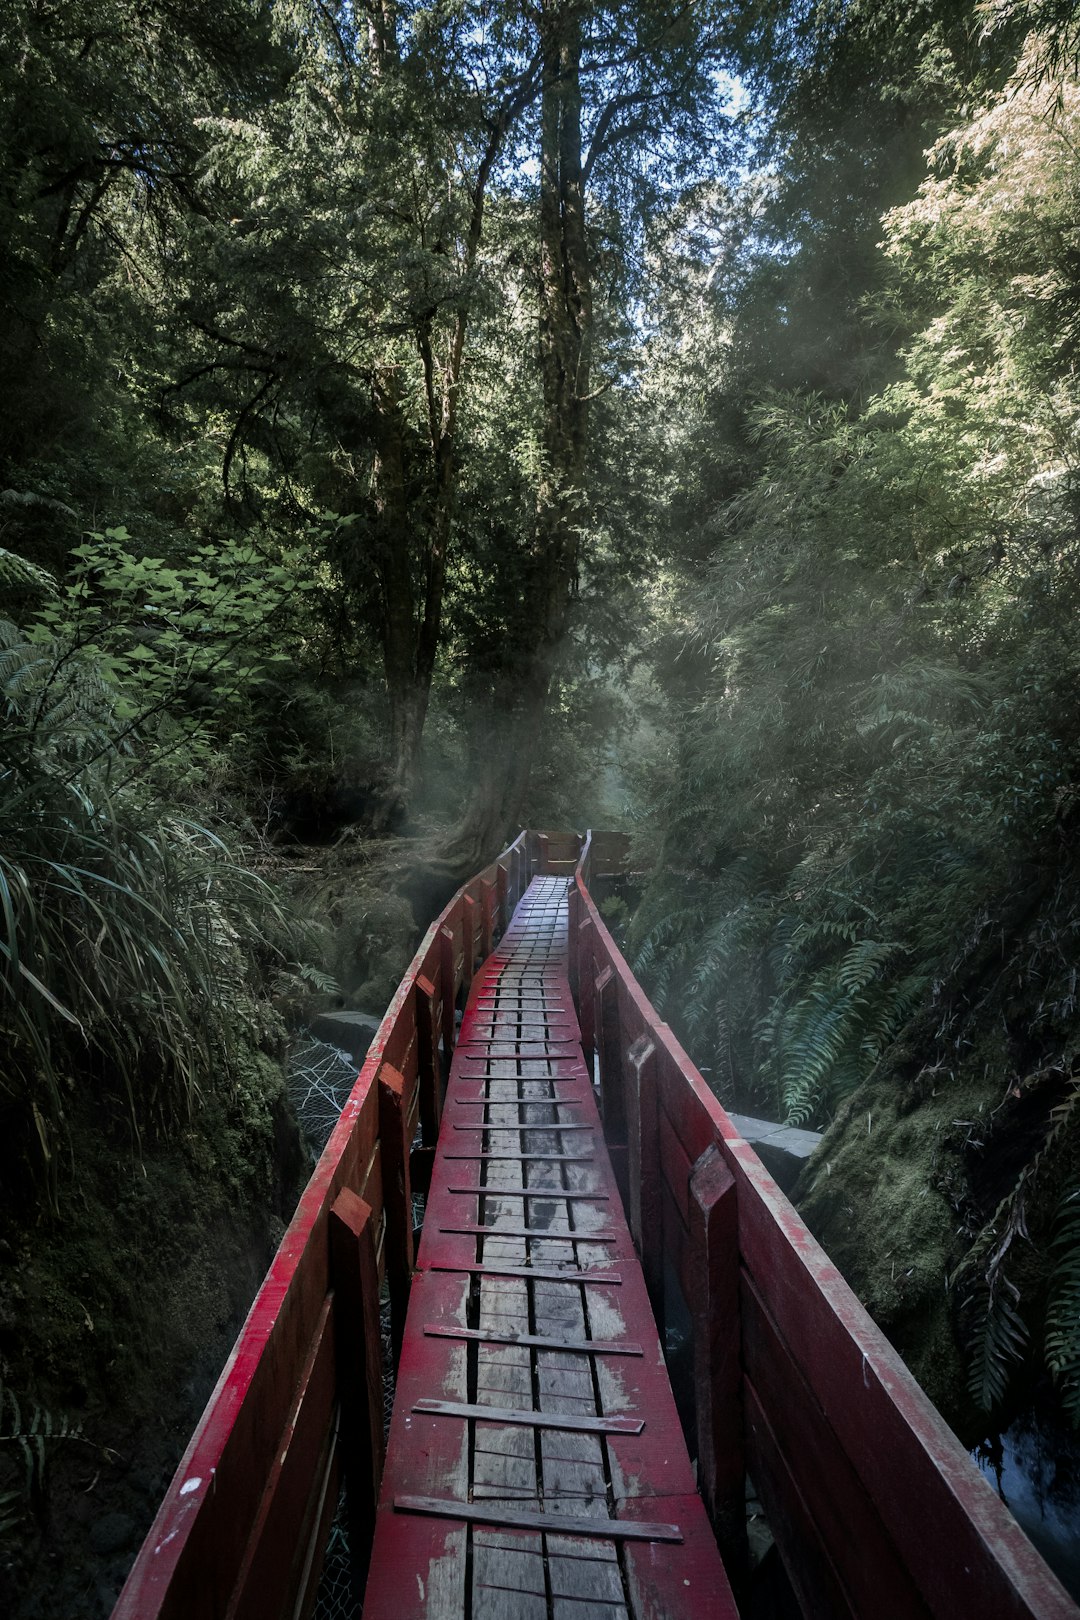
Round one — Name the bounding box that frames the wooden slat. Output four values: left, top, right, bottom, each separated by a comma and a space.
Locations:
412, 1400, 644, 1435
423, 1324, 642, 1356
230, 1297, 337, 1620
393, 1496, 683, 1543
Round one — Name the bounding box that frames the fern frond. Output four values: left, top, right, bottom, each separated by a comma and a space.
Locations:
1045, 1186, 1080, 1422
965, 1278, 1029, 1411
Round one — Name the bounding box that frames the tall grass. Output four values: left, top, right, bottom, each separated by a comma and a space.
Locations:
0, 616, 289, 1197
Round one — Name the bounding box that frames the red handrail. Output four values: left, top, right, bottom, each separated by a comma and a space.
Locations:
569, 833, 1076, 1619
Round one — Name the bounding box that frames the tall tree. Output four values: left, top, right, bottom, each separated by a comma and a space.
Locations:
444, 0, 732, 864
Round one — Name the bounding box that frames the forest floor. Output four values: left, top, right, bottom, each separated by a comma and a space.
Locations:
0, 1057, 307, 1619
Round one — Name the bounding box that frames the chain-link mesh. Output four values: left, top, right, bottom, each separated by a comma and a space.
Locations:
287, 1036, 361, 1157
312, 1490, 356, 1620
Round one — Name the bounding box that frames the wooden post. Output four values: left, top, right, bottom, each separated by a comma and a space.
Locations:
626, 1035, 664, 1335
378, 1062, 414, 1365
496, 861, 509, 933
567, 882, 580, 1006
462, 894, 478, 991
439, 924, 456, 1055
479, 878, 494, 959
414, 973, 441, 1145
689, 1143, 745, 1569
595, 965, 626, 1144
577, 914, 595, 1067
537, 833, 551, 874
328, 1190, 385, 1591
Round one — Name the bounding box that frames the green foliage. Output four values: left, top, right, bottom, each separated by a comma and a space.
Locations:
1046, 1186, 1080, 1420
0, 1377, 82, 1535
0, 616, 296, 1196
626, 27, 1080, 1428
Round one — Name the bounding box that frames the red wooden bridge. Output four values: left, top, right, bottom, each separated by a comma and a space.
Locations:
114, 832, 1078, 1620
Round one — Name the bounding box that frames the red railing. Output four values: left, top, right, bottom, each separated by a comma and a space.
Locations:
113, 831, 538, 1620
569, 829, 1076, 1619
114, 827, 1076, 1620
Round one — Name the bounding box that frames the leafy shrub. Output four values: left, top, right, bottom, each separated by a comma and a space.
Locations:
0, 611, 296, 1200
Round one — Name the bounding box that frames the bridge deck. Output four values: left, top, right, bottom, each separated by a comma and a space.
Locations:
363, 876, 737, 1619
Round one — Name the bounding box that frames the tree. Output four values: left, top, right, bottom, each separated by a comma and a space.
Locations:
444, 0, 735, 864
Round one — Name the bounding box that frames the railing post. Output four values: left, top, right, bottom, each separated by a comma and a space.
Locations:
567, 881, 581, 1008
411, 974, 441, 1198
329, 1189, 385, 1593
537, 833, 551, 874
479, 878, 494, 959
577, 913, 595, 1067
415, 973, 441, 1145
594, 965, 627, 1145
439, 924, 457, 1055
378, 1062, 414, 1364
689, 1143, 745, 1569
626, 1035, 664, 1335
496, 860, 509, 932
462, 894, 478, 991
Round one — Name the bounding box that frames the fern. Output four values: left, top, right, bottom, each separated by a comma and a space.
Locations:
965, 1277, 1030, 1412
0, 546, 57, 599
1045, 1187, 1080, 1422
761, 933, 920, 1125
0, 1379, 81, 1534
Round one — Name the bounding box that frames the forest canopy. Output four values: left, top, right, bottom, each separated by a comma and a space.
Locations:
3, 0, 1080, 1506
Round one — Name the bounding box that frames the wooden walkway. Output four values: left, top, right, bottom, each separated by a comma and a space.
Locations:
363, 875, 738, 1618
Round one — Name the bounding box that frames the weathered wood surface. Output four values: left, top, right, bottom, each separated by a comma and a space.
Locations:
363, 876, 738, 1620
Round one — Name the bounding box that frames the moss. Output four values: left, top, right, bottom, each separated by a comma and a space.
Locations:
796, 1071, 994, 1426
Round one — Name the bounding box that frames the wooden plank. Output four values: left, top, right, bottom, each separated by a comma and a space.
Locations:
378, 1061, 414, 1364
439, 923, 457, 1054
472, 1528, 547, 1620
451, 1121, 594, 1132
620, 1493, 740, 1620
445, 1186, 608, 1201
625, 1033, 664, 1335
443, 1151, 595, 1163
595, 965, 627, 1148
412, 1400, 644, 1435
414, 973, 441, 1147
229, 1297, 337, 1620
428, 1262, 622, 1283
658, 1101, 693, 1228
433, 1224, 617, 1243
688, 1145, 744, 1567
741, 1273, 928, 1619
744, 1376, 857, 1620
113, 1074, 382, 1620
734, 1179, 1080, 1619
329, 1189, 385, 1589
393, 1496, 683, 1542
424, 1324, 643, 1355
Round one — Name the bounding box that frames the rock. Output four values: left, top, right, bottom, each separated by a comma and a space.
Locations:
727, 1112, 822, 1194
309, 1010, 382, 1064
89, 1512, 136, 1557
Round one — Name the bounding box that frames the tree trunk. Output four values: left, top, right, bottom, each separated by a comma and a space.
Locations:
369, 377, 422, 832
444, 0, 592, 868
